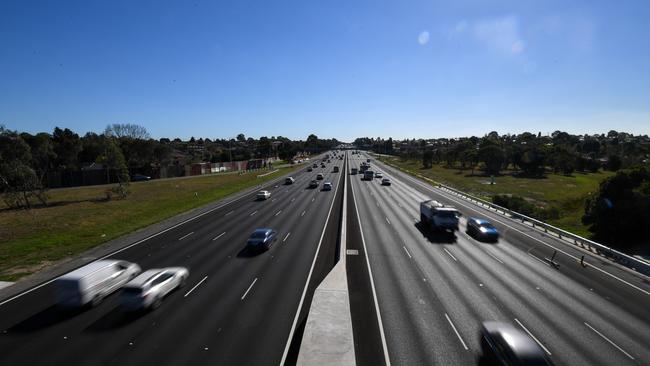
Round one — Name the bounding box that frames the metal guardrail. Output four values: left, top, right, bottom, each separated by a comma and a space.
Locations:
374, 155, 650, 277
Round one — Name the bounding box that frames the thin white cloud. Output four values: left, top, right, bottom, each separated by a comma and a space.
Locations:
418, 31, 430, 45
472, 15, 524, 55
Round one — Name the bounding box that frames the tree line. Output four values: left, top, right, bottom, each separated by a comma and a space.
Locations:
0, 124, 339, 208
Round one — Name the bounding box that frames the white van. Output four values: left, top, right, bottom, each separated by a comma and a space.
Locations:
55, 260, 141, 308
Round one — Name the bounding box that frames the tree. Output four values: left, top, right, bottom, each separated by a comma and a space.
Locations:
52, 127, 82, 169
422, 150, 433, 168
0, 126, 45, 208
479, 145, 505, 175
236, 133, 246, 142
99, 138, 130, 198
606, 154, 622, 172
104, 123, 150, 139
582, 167, 650, 251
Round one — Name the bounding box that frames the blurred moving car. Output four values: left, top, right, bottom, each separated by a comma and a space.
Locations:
322, 182, 333, 191
316, 173, 324, 180
375, 172, 383, 178
56, 260, 141, 308
309, 180, 319, 188
246, 228, 278, 251
467, 217, 499, 241
307, 167, 313, 172
120, 267, 189, 311
285, 177, 295, 185
480, 321, 554, 365
256, 190, 271, 200
131, 174, 151, 182
333, 166, 339, 173
381, 178, 391, 186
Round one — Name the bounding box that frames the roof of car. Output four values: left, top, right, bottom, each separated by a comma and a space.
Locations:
470, 217, 490, 225
483, 322, 546, 358
126, 269, 167, 287
253, 228, 273, 234
59, 260, 127, 279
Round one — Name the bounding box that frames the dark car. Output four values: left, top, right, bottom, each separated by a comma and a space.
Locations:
309, 180, 319, 188
307, 167, 313, 172
480, 321, 554, 365
132, 174, 151, 182
246, 228, 278, 251
467, 217, 499, 242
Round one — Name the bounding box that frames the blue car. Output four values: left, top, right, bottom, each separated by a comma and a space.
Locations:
246, 228, 278, 251
466, 218, 499, 242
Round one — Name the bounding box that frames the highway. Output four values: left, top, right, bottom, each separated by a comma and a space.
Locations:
347, 152, 650, 366
0, 155, 345, 366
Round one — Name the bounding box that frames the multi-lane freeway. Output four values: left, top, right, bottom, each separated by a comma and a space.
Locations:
0, 155, 344, 366
1, 150, 649, 366
347, 152, 650, 366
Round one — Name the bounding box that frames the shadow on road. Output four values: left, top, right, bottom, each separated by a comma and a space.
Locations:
85, 308, 143, 332
414, 222, 457, 244
7, 305, 86, 333
236, 246, 265, 258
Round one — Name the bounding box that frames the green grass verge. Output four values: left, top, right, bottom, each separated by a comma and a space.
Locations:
0, 167, 297, 281
377, 156, 612, 239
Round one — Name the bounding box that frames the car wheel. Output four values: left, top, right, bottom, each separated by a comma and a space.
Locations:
151, 296, 162, 310
91, 294, 103, 307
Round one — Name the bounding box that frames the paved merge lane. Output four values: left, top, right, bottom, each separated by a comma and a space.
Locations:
0, 156, 343, 366
348, 153, 650, 366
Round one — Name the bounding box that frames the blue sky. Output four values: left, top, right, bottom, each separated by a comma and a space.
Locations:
1, 0, 649, 141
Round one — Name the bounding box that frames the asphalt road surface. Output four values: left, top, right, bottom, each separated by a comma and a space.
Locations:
0, 154, 344, 366
347, 152, 650, 366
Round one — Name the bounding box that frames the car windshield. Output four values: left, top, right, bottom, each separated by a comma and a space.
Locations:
480, 222, 495, 229
251, 231, 268, 239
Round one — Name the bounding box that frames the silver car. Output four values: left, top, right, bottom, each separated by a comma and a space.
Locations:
120, 267, 189, 311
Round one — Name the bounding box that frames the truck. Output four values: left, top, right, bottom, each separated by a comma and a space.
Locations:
420, 200, 460, 231
363, 170, 374, 180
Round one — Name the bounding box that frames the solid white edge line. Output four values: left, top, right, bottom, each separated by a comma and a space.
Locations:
350, 169, 392, 366
379, 160, 650, 296
212, 232, 226, 241
184, 276, 208, 298
241, 278, 258, 300
178, 232, 194, 241
0, 171, 294, 307
443, 248, 458, 262
514, 318, 552, 356
445, 313, 469, 350
484, 249, 504, 264
279, 155, 344, 366
584, 322, 635, 360
402, 246, 412, 259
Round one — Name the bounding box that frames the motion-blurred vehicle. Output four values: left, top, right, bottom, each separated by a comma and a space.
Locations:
285, 177, 295, 185
381, 178, 391, 186
120, 267, 189, 311
420, 200, 460, 231
309, 180, 319, 188
333, 166, 339, 173
316, 173, 324, 180
375, 172, 383, 178
480, 321, 554, 365
367, 158, 371, 163
467, 217, 499, 242
363, 170, 374, 181
322, 182, 333, 191
131, 174, 151, 182
56, 260, 141, 308
313, 163, 318, 168
351, 168, 358, 175
246, 228, 278, 251
256, 190, 271, 200
307, 167, 313, 172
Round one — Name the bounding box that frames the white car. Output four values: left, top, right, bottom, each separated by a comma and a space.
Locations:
120, 267, 189, 311
316, 173, 324, 180
257, 190, 271, 200
375, 172, 383, 178
285, 177, 295, 185
56, 260, 141, 308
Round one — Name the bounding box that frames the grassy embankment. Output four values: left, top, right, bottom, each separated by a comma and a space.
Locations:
0, 166, 296, 281
377, 155, 613, 238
